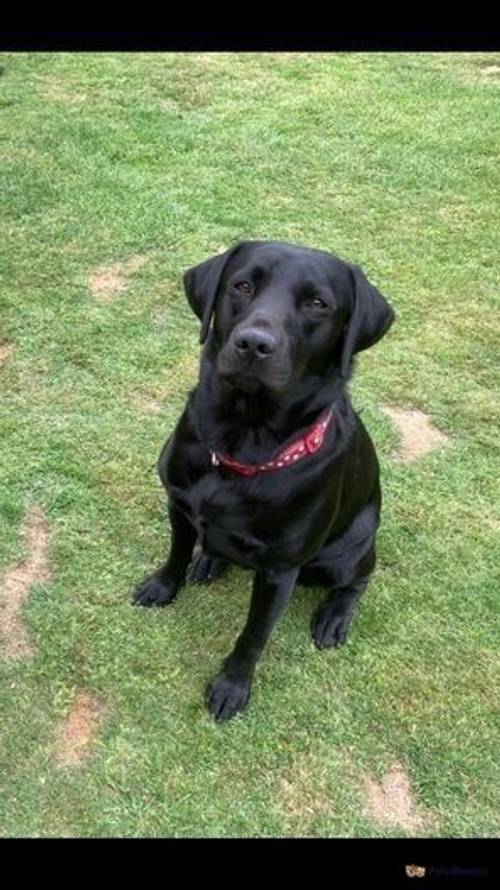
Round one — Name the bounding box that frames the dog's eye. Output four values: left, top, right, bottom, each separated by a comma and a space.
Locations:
303, 296, 327, 310
233, 281, 253, 295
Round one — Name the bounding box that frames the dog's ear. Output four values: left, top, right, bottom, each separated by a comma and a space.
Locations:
340, 264, 395, 377
183, 243, 244, 344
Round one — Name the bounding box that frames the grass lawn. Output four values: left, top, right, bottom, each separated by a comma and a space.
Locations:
0, 51, 499, 838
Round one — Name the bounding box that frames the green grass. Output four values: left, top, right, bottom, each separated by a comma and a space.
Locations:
1, 51, 499, 837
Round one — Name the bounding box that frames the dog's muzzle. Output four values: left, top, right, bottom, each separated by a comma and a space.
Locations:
233, 326, 278, 361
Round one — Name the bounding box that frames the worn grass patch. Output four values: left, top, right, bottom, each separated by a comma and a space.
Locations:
0, 342, 15, 364
382, 406, 449, 463
88, 254, 149, 302
362, 761, 435, 835
53, 690, 107, 768
0, 506, 51, 659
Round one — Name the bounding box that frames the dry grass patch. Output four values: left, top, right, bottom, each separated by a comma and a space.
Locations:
36, 74, 88, 105
88, 255, 149, 302
0, 342, 15, 365
362, 761, 435, 834
53, 690, 106, 768
382, 405, 449, 463
0, 506, 51, 660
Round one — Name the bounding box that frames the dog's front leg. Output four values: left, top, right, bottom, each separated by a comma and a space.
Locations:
206, 567, 299, 722
133, 504, 197, 607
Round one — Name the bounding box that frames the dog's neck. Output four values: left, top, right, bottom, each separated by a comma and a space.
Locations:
192, 350, 352, 464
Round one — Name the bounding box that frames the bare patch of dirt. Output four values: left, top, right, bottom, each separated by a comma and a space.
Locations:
88, 254, 148, 302
0, 506, 51, 660
382, 406, 449, 463
53, 691, 106, 768
363, 761, 434, 833
0, 342, 15, 365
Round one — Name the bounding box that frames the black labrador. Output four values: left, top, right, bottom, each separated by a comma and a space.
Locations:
134, 241, 395, 722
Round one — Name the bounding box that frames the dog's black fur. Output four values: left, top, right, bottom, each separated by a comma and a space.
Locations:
134, 241, 395, 721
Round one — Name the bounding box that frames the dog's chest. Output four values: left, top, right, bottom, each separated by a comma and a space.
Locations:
169, 467, 329, 570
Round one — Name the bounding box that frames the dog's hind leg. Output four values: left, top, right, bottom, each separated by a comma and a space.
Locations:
307, 501, 379, 649
311, 555, 375, 649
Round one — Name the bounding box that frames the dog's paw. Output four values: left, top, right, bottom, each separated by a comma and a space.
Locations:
132, 575, 179, 607
206, 674, 251, 723
187, 552, 228, 585
311, 603, 352, 649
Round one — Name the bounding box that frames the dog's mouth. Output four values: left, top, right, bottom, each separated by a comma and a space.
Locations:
219, 370, 289, 396
223, 374, 261, 394
216, 338, 294, 396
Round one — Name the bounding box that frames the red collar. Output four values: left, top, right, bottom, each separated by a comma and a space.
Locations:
210, 408, 334, 477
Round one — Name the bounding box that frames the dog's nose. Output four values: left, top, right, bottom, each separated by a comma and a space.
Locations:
234, 328, 277, 359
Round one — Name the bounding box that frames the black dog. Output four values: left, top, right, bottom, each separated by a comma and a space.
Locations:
134, 241, 395, 722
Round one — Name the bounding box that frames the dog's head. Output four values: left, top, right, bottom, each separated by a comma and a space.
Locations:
184, 241, 394, 395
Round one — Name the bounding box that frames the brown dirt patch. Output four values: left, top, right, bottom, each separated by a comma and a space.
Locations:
53, 691, 106, 768
0, 506, 51, 660
382, 405, 449, 463
0, 342, 15, 365
363, 761, 434, 834
88, 254, 148, 302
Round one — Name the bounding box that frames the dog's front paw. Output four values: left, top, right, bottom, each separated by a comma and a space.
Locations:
311, 603, 352, 649
132, 575, 179, 607
206, 674, 251, 722
187, 552, 228, 585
